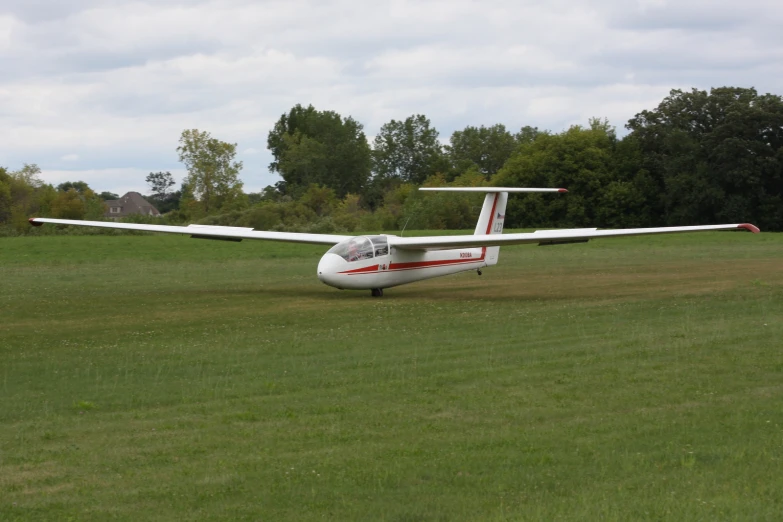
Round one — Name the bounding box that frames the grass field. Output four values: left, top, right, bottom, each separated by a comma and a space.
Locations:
1, 231, 782, 521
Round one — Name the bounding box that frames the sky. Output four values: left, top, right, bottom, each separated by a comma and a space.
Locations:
1, 0, 781, 195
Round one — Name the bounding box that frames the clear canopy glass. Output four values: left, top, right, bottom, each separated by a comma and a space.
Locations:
327, 236, 389, 262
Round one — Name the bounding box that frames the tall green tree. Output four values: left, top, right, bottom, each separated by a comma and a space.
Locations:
51, 189, 88, 220
1, 165, 60, 231
493, 119, 636, 228
515, 125, 541, 145
0, 167, 12, 224
50, 180, 105, 221
0, 164, 66, 232
57, 180, 90, 193
146, 171, 175, 198
98, 191, 120, 201
596, 135, 658, 228
372, 114, 446, 185
145, 171, 180, 214
299, 184, 338, 217
447, 124, 518, 179
177, 129, 245, 215
267, 104, 371, 198
627, 87, 783, 230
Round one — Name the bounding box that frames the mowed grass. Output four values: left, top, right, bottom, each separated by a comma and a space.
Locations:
1, 231, 782, 521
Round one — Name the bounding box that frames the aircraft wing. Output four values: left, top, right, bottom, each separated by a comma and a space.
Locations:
390, 223, 760, 250
28, 218, 351, 245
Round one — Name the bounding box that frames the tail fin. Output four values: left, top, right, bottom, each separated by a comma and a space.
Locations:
474, 192, 507, 265
419, 187, 566, 266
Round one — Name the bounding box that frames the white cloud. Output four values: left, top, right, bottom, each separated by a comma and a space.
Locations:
0, 15, 19, 50
0, 0, 781, 193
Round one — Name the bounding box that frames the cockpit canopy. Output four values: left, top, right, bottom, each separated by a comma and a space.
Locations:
327, 235, 389, 262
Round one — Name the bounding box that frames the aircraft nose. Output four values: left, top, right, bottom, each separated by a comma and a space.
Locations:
317, 253, 345, 288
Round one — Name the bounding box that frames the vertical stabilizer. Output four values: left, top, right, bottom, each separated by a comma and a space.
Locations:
474, 192, 508, 266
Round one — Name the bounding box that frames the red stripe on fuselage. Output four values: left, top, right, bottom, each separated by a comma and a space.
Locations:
340, 264, 380, 274
387, 254, 485, 271
339, 252, 485, 275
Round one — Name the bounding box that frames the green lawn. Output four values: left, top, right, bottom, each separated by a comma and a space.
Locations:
1, 232, 782, 521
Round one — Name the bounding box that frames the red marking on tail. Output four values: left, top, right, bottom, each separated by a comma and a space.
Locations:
485, 194, 499, 235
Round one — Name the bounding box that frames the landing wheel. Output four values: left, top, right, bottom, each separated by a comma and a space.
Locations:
477, 269, 482, 276
371, 288, 384, 297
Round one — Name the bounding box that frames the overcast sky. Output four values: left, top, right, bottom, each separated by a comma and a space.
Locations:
1, 0, 781, 194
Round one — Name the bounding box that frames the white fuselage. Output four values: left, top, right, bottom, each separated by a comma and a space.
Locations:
315, 191, 508, 292
317, 243, 491, 290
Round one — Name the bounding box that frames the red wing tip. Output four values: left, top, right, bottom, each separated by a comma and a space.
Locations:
29, 218, 43, 227
558, 188, 568, 193
738, 223, 760, 233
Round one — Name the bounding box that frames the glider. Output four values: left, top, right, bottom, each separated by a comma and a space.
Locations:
29, 187, 760, 297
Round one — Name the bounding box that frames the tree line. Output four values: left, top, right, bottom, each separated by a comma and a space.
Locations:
2, 86, 781, 236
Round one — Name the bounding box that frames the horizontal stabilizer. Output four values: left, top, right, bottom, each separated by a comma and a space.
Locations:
419, 187, 567, 193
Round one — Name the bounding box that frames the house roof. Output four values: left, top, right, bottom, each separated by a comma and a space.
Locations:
104, 192, 161, 216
